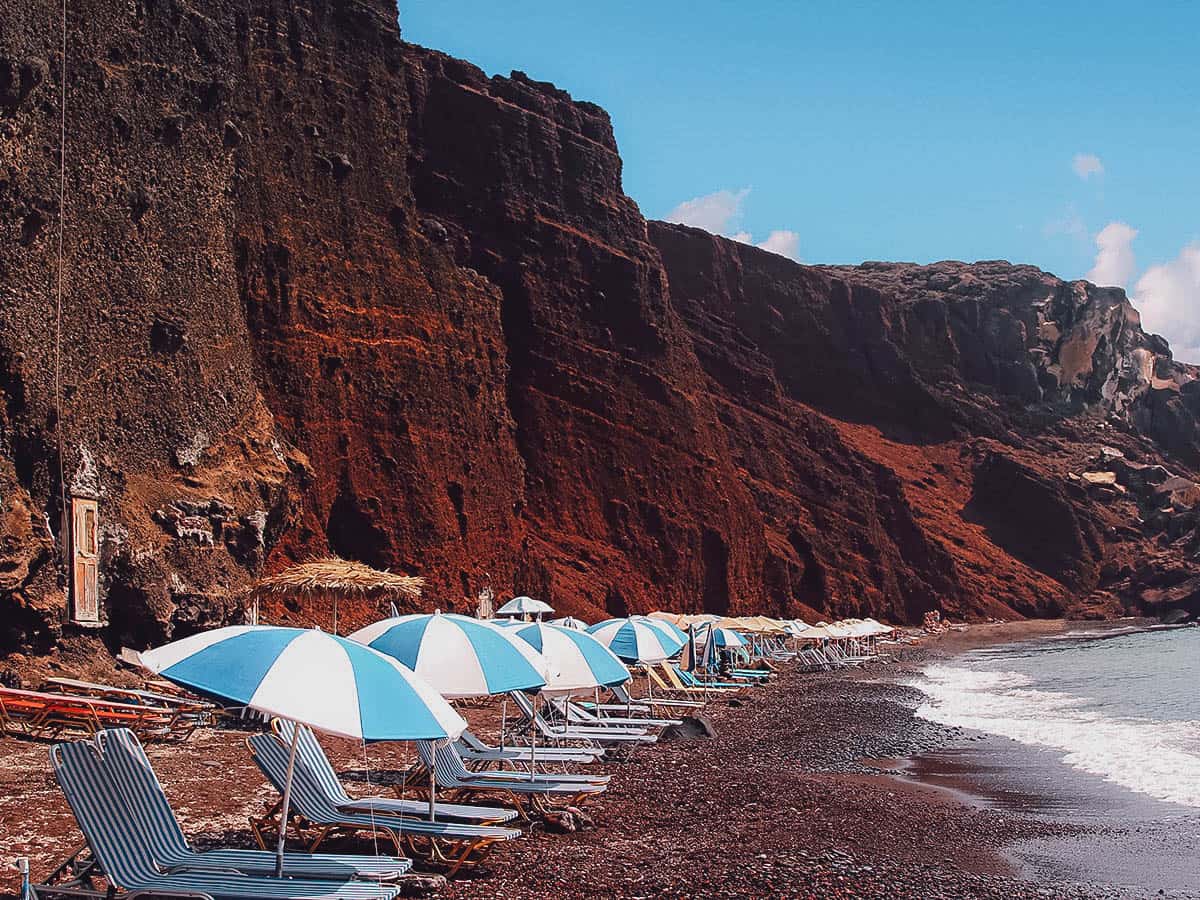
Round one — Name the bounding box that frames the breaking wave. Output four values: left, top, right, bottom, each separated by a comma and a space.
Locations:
908, 663, 1200, 808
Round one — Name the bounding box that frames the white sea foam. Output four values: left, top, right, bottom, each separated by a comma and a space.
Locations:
908, 663, 1200, 808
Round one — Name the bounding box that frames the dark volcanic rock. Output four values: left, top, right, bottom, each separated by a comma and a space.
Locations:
659, 715, 716, 742
3, 0, 1200, 652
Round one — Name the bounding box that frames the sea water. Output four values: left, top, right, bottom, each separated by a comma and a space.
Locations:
908, 625, 1200, 809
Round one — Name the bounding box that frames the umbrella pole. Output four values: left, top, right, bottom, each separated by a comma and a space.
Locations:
500, 698, 507, 751
528, 697, 537, 781
332, 598, 338, 636
428, 740, 437, 822
274, 722, 301, 877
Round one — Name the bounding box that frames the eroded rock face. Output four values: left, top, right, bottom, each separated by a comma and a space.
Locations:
2, 0, 1199, 654
650, 226, 1200, 621
819, 260, 1200, 458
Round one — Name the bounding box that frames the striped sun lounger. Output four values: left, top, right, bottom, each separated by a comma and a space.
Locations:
547, 696, 681, 728
41, 740, 401, 900
95, 728, 412, 882
509, 691, 657, 744
271, 721, 517, 824
414, 740, 607, 820
248, 735, 522, 877
455, 729, 604, 767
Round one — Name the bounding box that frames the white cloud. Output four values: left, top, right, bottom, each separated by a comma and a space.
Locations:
1132, 243, 1200, 363
1072, 153, 1104, 180
666, 188, 800, 261
756, 229, 801, 261
665, 188, 750, 235
1086, 222, 1138, 288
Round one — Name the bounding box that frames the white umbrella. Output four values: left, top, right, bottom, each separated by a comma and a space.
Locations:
496, 595, 554, 619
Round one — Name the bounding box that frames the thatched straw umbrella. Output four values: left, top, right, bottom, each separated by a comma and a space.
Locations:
250, 557, 424, 634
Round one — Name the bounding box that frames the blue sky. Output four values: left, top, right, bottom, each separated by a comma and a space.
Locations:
400, 1, 1200, 359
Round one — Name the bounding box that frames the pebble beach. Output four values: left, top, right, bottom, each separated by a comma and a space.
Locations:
3, 624, 1186, 899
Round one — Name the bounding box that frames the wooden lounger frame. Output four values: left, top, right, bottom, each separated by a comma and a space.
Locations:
0, 687, 182, 742
245, 794, 505, 878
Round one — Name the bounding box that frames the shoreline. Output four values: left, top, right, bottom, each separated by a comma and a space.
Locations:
0, 621, 1182, 899
885, 620, 1200, 898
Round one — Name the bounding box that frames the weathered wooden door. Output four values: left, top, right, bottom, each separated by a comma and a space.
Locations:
71, 497, 100, 623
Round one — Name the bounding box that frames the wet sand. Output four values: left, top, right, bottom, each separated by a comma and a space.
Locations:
903, 740, 1200, 895
0, 624, 1180, 898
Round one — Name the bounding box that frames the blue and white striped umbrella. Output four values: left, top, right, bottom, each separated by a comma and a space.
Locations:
139, 624, 469, 874
138, 625, 466, 741
548, 615, 589, 631
349, 612, 550, 698
587, 617, 685, 663
509, 622, 630, 693
704, 626, 747, 649
633, 614, 688, 647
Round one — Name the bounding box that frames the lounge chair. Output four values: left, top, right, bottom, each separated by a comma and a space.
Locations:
672, 666, 752, 690
651, 665, 735, 696
414, 740, 606, 819
94, 728, 412, 883
271, 721, 517, 824
421, 738, 608, 787
40, 740, 401, 900
248, 735, 521, 876
546, 697, 680, 728
509, 692, 656, 744
607, 683, 703, 711
456, 729, 604, 767
0, 686, 177, 742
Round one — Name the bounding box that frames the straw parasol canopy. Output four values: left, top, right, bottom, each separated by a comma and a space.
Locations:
250, 556, 424, 634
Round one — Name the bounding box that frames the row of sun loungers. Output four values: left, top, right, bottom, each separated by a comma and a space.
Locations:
247, 732, 523, 875
0, 684, 204, 743
43, 737, 411, 899
29, 628, 884, 897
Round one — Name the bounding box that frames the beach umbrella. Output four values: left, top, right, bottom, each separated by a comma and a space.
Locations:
862, 617, 894, 635
138, 625, 464, 875
250, 556, 424, 635
784, 620, 810, 638
351, 611, 552, 797
587, 617, 685, 663
705, 626, 747, 649
548, 615, 589, 631
632, 614, 688, 647
508, 622, 630, 694
646, 611, 687, 626
349, 612, 550, 697
496, 595, 554, 620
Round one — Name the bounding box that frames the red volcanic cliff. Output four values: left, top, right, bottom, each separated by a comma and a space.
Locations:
2, 0, 1199, 656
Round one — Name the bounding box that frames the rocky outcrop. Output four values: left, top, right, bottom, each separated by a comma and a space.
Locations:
3, 0, 1199, 655
819, 260, 1200, 462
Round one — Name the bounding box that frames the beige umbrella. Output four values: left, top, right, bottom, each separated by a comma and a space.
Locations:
250, 556, 424, 635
